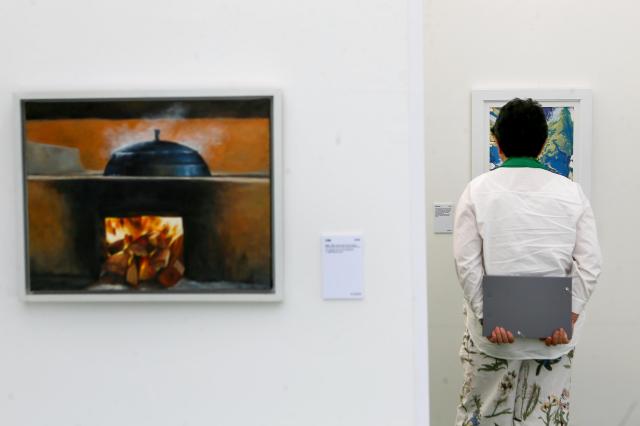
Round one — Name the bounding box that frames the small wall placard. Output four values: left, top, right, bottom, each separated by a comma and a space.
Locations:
322, 235, 364, 300
434, 203, 454, 234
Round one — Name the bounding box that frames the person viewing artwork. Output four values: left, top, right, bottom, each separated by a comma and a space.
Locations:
453, 98, 602, 426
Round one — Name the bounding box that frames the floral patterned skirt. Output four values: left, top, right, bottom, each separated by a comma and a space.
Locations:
456, 331, 574, 426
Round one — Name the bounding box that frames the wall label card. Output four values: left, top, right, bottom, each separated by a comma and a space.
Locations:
322, 235, 364, 300
434, 203, 454, 234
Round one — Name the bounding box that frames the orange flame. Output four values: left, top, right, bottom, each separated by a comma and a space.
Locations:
102, 216, 185, 288
105, 216, 183, 244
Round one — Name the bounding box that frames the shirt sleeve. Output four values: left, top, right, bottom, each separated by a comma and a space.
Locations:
571, 185, 602, 315
453, 183, 485, 319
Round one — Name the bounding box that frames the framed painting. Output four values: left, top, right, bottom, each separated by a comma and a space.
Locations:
471, 89, 592, 197
17, 90, 283, 302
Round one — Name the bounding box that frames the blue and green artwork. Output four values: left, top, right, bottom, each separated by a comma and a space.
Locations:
489, 106, 575, 179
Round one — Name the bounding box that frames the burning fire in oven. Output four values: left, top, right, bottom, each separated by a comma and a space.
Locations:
101, 216, 185, 288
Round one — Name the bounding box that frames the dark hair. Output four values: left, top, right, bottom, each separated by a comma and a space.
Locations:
491, 98, 548, 158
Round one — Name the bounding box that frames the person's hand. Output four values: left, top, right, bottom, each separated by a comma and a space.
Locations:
571, 312, 579, 327
542, 328, 569, 346
488, 326, 514, 344
540, 313, 579, 346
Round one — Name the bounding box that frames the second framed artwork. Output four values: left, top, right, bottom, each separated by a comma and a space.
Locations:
471, 89, 593, 197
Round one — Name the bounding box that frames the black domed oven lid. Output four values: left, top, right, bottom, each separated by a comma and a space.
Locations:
104, 130, 211, 177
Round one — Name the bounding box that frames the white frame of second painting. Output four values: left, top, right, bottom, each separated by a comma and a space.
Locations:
471, 89, 593, 197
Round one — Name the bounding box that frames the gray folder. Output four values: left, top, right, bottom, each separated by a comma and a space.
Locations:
482, 275, 572, 339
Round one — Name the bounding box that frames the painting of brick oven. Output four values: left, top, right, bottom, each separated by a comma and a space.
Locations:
21, 94, 278, 297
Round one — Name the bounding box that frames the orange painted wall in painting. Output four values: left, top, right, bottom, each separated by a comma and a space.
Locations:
28, 181, 82, 275
25, 118, 270, 174
214, 182, 271, 283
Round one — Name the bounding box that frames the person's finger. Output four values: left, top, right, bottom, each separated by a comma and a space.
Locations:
489, 329, 497, 343
507, 330, 514, 343
545, 336, 552, 346
571, 312, 579, 328
500, 327, 509, 344
494, 328, 503, 344
560, 328, 569, 344
553, 329, 562, 345
501, 328, 512, 344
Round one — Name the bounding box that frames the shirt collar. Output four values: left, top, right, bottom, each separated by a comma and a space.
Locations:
500, 157, 547, 170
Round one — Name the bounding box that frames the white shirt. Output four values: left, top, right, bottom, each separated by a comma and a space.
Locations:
453, 166, 602, 359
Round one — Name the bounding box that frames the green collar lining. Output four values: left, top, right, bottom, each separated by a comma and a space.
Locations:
500, 157, 547, 170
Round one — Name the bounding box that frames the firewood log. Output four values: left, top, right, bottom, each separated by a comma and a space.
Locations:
104, 251, 129, 276
169, 235, 184, 262
157, 265, 182, 288
107, 239, 126, 254
157, 231, 171, 249
148, 232, 162, 248
129, 236, 149, 257
151, 248, 171, 270
173, 259, 185, 276
126, 261, 139, 287
139, 257, 156, 282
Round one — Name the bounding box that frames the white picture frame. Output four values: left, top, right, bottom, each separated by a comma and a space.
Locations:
471, 89, 593, 197
16, 89, 284, 302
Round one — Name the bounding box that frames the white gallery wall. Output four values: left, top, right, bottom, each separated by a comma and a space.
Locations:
0, 1, 427, 425
425, 0, 640, 424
